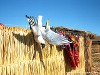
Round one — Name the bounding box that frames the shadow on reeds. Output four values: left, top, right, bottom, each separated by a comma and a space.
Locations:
33, 41, 46, 69
56, 46, 75, 74
56, 45, 64, 52
12, 32, 34, 46
63, 50, 76, 74
13, 32, 45, 69
56, 45, 76, 73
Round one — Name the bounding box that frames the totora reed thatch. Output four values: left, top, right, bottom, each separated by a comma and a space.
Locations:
0, 26, 95, 75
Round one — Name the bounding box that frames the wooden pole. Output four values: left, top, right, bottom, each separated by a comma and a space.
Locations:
84, 34, 92, 75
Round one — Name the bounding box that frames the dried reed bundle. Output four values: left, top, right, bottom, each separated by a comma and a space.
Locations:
0, 26, 65, 75
0, 26, 94, 75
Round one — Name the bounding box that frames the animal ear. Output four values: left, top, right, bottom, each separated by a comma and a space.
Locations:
25, 15, 27, 17
46, 19, 50, 28
26, 15, 29, 18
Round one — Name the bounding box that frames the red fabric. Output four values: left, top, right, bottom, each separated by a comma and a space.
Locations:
73, 43, 79, 67
64, 44, 76, 67
59, 32, 63, 36
58, 32, 80, 68
0, 23, 4, 26
64, 35, 80, 68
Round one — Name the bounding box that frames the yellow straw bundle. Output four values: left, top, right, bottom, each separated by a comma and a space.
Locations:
0, 26, 65, 75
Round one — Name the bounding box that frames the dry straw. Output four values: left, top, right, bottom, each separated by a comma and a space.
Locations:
0, 26, 93, 75
0, 26, 65, 75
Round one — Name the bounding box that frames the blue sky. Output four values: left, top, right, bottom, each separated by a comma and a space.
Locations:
0, 0, 100, 35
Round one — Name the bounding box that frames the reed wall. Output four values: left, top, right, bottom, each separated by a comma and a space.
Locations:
92, 43, 100, 74
0, 26, 65, 75
0, 26, 86, 75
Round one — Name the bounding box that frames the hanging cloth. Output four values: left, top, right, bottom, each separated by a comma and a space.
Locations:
0, 23, 5, 26
64, 34, 80, 68
64, 43, 77, 67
